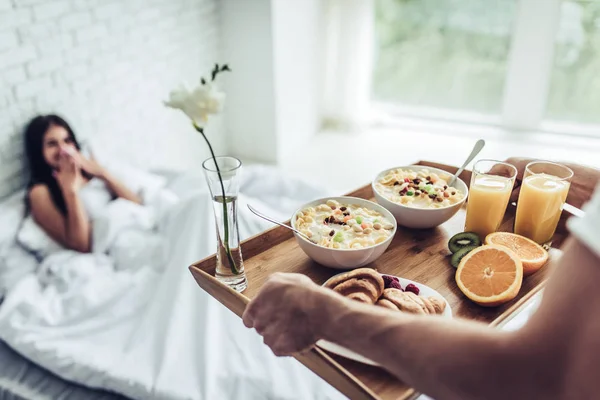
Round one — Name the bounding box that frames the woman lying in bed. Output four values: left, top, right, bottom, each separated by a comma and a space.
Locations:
25, 115, 141, 253
2, 121, 342, 400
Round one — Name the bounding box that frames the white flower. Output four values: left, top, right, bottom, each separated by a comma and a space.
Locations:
164, 82, 226, 127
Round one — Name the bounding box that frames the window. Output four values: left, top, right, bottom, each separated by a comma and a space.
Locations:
370, 0, 600, 135
546, 1, 600, 125
373, 0, 518, 115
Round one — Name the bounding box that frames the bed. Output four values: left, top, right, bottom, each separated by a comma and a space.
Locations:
0, 337, 130, 400
0, 161, 346, 400
0, 164, 157, 400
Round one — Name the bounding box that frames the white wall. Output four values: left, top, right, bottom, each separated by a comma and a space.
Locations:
221, 0, 323, 165
220, 0, 278, 164
0, 0, 223, 199
271, 0, 324, 163
320, 0, 374, 132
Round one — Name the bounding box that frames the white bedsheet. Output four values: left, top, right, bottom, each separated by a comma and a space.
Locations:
0, 166, 344, 400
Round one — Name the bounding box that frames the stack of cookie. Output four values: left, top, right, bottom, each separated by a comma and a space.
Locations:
324, 268, 446, 315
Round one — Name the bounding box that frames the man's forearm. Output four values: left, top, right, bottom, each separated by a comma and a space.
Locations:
318, 293, 558, 400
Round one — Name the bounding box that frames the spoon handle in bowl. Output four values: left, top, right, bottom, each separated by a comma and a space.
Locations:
449, 139, 486, 186
247, 204, 313, 241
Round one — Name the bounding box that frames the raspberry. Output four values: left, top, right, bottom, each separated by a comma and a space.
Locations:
382, 275, 395, 289
404, 283, 420, 295
389, 280, 403, 290
383, 275, 403, 289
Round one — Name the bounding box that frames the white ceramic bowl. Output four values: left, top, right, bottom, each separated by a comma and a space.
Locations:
372, 165, 469, 229
290, 196, 397, 269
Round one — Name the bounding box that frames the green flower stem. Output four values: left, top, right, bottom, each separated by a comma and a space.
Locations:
195, 123, 238, 274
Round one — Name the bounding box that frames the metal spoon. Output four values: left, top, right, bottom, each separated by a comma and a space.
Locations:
247, 204, 314, 242
448, 139, 486, 187
563, 203, 585, 218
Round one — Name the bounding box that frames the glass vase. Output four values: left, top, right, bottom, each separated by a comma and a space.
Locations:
202, 156, 247, 292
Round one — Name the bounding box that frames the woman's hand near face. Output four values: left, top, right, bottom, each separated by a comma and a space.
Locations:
55, 152, 84, 193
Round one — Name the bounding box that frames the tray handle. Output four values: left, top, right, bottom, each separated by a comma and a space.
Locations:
189, 265, 249, 317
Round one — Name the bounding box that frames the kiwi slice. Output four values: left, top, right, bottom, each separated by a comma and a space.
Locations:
451, 245, 478, 268
448, 232, 482, 254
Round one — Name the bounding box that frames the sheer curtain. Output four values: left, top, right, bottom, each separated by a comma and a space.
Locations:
321, 0, 374, 133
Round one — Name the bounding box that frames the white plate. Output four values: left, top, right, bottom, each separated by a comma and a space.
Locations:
316, 274, 452, 366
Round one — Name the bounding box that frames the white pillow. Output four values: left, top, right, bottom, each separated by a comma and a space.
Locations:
0, 190, 26, 245
0, 190, 39, 298
16, 215, 64, 259
0, 241, 38, 297
103, 160, 167, 204
82, 142, 167, 204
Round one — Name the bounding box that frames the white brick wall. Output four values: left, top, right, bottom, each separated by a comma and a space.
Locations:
32, 1, 70, 22
0, 0, 223, 198
0, 0, 11, 11
0, 31, 18, 51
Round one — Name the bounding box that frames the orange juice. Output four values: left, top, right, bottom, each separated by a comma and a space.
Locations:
514, 174, 570, 244
464, 175, 513, 239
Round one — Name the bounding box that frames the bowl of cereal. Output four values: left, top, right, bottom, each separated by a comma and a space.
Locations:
291, 197, 397, 269
372, 165, 468, 229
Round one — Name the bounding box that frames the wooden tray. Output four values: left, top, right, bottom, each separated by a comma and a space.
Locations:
189, 160, 565, 400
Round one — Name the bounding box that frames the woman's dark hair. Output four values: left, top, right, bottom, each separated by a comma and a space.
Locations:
24, 115, 89, 215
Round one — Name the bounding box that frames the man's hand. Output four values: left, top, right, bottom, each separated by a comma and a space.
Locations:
242, 273, 331, 356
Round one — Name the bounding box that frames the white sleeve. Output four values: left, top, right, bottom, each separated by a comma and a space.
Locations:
567, 184, 600, 259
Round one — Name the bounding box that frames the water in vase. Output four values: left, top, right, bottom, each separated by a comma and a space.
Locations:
212, 194, 247, 292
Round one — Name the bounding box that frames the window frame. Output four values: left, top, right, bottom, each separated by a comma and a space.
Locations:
368, 0, 599, 138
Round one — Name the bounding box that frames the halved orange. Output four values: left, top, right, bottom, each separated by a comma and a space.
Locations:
485, 232, 548, 276
455, 245, 523, 307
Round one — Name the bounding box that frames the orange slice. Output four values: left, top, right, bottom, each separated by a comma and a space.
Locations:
455, 245, 523, 307
485, 232, 548, 276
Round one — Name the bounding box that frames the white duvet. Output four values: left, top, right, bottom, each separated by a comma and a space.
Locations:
0, 166, 345, 400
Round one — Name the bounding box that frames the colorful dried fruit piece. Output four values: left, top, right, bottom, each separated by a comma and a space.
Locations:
333, 231, 344, 243
404, 283, 420, 295
355, 216, 363, 224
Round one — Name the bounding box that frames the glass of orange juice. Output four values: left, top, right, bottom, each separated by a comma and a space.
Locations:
514, 161, 573, 248
464, 160, 517, 240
